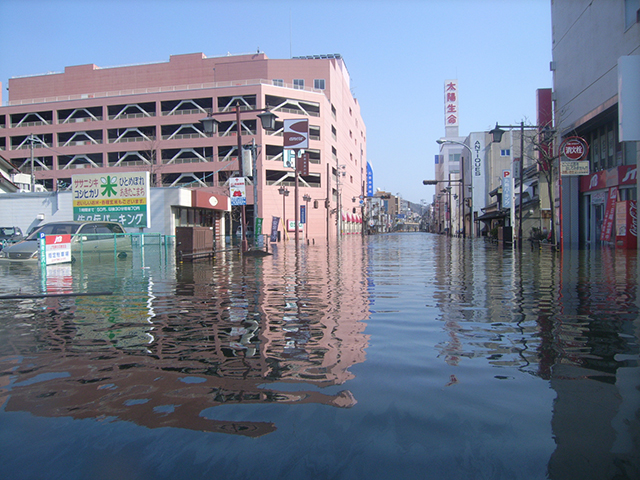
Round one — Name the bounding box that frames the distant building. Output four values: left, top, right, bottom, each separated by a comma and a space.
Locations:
0, 52, 367, 240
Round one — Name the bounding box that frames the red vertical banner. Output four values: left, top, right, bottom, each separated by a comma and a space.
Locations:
601, 187, 618, 242
615, 199, 638, 249
296, 152, 309, 176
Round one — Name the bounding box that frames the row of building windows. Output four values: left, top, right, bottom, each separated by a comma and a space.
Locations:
270, 78, 325, 90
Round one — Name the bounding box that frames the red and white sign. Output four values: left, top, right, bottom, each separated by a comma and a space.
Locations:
560, 136, 589, 160
444, 80, 458, 127
601, 187, 618, 242
284, 119, 309, 149
229, 177, 246, 206
45, 234, 72, 265
616, 200, 637, 249
296, 152, 309, 176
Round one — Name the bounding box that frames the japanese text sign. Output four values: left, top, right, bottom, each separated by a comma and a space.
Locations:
444, 80, 459, 127
72, 172, 150, 228
229, 177, 246, 206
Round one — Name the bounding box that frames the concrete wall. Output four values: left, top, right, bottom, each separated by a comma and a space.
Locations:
552, 0, 640, 132
0, 187, 192, 236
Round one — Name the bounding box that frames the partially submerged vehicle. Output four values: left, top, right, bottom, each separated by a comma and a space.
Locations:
0, 221, 130, 264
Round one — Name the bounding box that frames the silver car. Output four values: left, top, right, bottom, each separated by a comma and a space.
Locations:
0, 221, 131, 264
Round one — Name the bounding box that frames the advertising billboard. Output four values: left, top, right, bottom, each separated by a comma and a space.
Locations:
72, 172, 150, 228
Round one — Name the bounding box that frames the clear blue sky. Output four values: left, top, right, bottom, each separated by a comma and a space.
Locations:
0, 0, 552, 204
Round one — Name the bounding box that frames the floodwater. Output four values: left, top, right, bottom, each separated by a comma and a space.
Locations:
0, 233, 638, 480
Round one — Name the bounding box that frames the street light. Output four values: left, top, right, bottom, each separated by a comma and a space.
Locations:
423, 179, 462, 237
489, 122, 554, 248
436, 138, 472, 237
199, 103, 278, 252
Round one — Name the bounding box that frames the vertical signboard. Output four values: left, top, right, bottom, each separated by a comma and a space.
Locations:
618, 55, 640, 142
502, 170, 512, 209
229, 177, 246, 206
601, 187, 618, 242
444, 80, 459, 127
366, 162, 374, 197
470, 133, 486, 216
296, 152, 309, 176
270, 217, 280, 242
72, 172, 150, 228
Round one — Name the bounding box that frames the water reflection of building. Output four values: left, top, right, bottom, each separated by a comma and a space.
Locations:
428, 241, 639, 476
547, 249, 640, 479
1, 242, 370, 436
431, 240, 543, 372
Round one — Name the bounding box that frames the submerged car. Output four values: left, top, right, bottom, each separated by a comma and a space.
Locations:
0, 221, 131, 264
0, 227, 23, 249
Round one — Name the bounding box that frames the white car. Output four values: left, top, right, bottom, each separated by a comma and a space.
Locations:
0, 221, 131, 264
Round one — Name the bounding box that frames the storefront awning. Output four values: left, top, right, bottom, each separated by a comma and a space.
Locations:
476, 210, 507, 222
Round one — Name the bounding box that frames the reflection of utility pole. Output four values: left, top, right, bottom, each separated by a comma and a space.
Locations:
337, 164, 346, 238
303, 194, 311, 242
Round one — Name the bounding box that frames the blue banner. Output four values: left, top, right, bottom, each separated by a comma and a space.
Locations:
367, 163, 374, 197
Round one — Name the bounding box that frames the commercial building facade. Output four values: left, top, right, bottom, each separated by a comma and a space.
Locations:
0, 52, 367, 241
552, 0, 639, 249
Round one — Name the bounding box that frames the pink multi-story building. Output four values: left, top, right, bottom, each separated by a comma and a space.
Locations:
0, 52, 367, 241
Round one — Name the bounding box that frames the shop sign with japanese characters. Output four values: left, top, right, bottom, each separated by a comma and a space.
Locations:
229, 177, 246, 206
42, 234, 72, 265
444, 79, 459, 127
560, 160, 590, 176
72, 172, 150, 228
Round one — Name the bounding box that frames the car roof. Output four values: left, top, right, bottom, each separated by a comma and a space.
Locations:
38, 221, 125, 226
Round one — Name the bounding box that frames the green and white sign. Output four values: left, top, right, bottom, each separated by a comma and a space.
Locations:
72, 172, 151, 228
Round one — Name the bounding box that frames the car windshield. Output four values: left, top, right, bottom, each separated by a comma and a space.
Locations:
26, 223, 81, 240
0, 228, 16, 236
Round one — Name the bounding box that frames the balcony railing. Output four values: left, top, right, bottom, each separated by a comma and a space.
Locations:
9, 79, 325, 106
108, 112, 156, 121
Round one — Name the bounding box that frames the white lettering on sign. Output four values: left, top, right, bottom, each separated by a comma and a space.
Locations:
622, 167, 637, 183
561, 136, 589, 160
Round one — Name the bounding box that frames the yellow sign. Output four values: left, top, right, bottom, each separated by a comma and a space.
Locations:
72, 172, 150, 228
560, 161, 590, 176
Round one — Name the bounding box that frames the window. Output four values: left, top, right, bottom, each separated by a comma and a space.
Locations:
314, 79, 325, 90
448, 153, 461, 163
500, 149, 511, 157
272, 79, 284, 87
625, 0, 639, 29
293, 79, 304, 89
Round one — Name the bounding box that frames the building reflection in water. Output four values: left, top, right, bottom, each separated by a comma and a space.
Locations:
0, 242, 370, 437
428, 241, 639, 479
547, 248, 639, 480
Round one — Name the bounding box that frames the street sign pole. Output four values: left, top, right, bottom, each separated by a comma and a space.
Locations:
294, 149, 300, 248
283, 118, 309, 249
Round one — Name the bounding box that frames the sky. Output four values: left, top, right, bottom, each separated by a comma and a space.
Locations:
0, 0, 553, 204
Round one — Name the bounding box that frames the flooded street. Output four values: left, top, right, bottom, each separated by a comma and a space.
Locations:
0, 233, 638, 480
